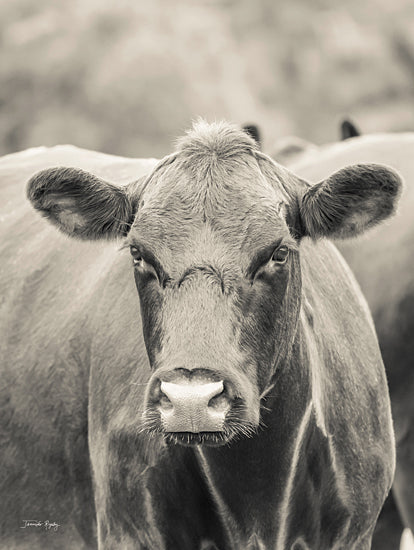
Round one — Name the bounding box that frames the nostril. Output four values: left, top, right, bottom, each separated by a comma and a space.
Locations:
208, 389, 231, 412
151, 380, 162, 401
159, 391, 173, 410
149, 380, 173, 409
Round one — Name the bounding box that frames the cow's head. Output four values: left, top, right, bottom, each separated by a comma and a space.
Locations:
27, 121, 401, 446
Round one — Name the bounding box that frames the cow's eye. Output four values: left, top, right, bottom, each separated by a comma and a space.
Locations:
130, 246, 143, 266
271, 245, 289, 264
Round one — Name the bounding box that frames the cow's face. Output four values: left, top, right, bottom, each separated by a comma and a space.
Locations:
126, 143, 302, 445
27, 121, 402, 446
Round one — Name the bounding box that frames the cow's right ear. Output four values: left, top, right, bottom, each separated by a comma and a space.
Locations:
27, 167, 139, 240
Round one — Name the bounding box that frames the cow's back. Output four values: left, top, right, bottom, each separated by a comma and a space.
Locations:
0, 147, 156, 548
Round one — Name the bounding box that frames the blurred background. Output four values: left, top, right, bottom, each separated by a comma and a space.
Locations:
2, 1, 414, 548
2, 0, 414, 159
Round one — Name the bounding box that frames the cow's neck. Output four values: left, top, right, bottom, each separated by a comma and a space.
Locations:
193, 318, 348, 549
193, 324, 312, 547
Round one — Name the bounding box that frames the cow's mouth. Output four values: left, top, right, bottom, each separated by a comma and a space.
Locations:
142, 397, 258, 447
143, 368, 260, 446
165, 431, 231, 447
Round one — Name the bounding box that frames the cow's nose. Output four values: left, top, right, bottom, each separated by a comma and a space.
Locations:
152, 371, 233, 433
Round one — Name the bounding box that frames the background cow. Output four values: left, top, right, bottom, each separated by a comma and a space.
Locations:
271, 119, 362, 167
1, 122, 399, 549
290, 132, 414, 550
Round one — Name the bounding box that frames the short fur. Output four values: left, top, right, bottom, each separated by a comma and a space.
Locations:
289, 132, 414, 549
1, 122, 399, 549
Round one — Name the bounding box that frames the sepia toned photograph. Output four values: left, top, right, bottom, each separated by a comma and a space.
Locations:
1, 0, 413, 548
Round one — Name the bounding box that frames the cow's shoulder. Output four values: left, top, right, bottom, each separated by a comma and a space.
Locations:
298, 237, 395, 511
299, 237, 377, 353
0, 145, 151, 458
0, 145, 158, 543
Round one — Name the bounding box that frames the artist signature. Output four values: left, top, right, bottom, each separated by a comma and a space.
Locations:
20, 520, 60, 531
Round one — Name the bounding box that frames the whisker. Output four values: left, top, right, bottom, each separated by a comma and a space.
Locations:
260, 383, 275, 400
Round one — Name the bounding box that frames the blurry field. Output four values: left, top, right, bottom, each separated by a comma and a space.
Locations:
2, 0, 414, 158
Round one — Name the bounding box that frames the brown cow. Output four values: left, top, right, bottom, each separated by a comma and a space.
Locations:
1, 122, 399, 549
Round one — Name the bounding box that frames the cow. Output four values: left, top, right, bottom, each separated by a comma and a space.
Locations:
289, 131, 414, 550
270, 119, 361, 167
0, 121, 400, 549
269, 136, 318, 167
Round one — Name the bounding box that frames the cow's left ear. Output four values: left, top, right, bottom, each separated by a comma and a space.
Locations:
27, 167, 140, 240
297, 164, 402, 239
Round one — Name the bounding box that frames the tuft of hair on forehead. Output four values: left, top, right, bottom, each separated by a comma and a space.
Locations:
175, 119, 258, 172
